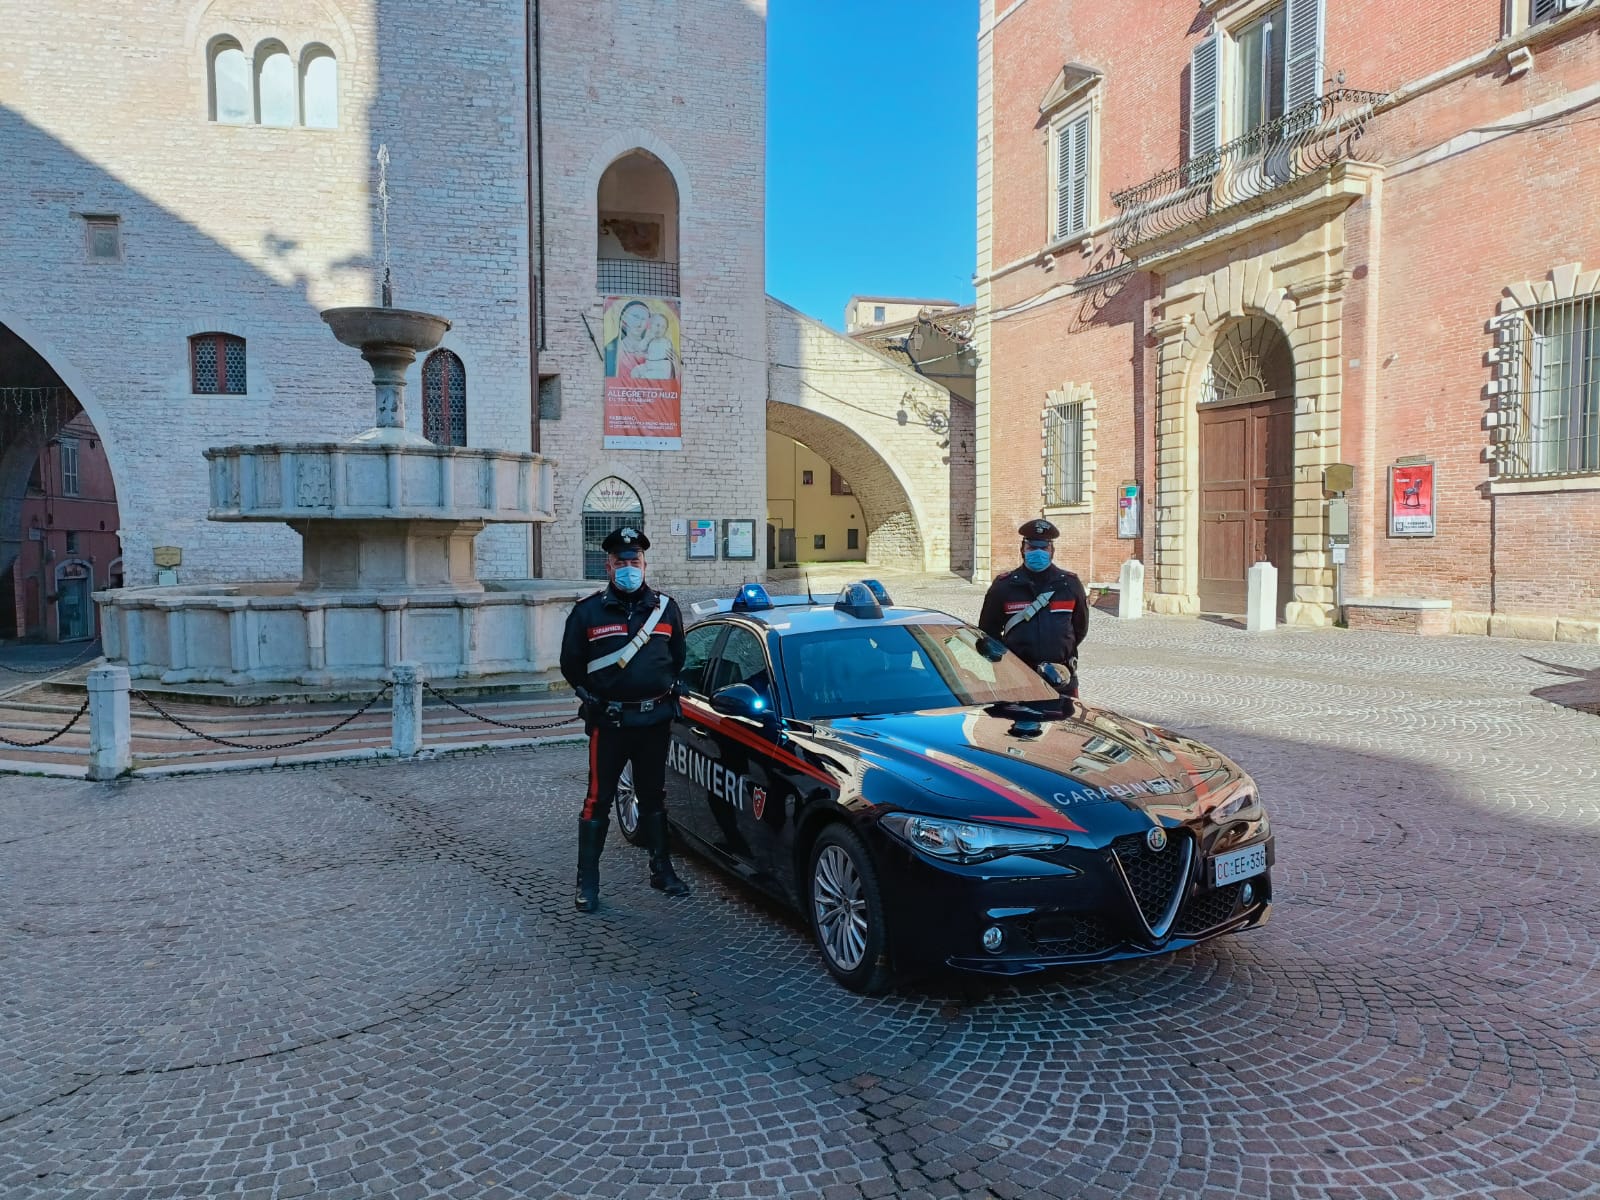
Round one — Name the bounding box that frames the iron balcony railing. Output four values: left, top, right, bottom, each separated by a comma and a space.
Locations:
597, 257, 679, 297
1109, 89, 1389, 252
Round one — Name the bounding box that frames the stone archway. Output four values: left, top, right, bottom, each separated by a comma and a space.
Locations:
765, 298, 953, 573
0, 319, 124, 642
1194, 316, 1296, 617
1150, 251, 1349, 626
766, 402, 925, 569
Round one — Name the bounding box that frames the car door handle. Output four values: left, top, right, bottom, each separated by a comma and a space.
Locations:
688, 724, 711, 738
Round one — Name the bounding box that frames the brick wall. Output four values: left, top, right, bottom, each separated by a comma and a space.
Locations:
979, 0, 1600, 632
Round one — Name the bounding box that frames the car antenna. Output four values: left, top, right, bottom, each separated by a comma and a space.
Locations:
805, 574, 816, 604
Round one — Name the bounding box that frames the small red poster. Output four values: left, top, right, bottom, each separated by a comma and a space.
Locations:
1388, 463, 1436, 537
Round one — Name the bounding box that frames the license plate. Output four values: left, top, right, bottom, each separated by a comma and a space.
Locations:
1212, 843, 1267, 887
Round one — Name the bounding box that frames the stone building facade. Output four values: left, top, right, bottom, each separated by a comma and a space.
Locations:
0, 0, 781, 601
976, 0, 1600, 638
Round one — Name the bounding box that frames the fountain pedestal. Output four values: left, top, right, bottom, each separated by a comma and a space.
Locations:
95, 306, 582, 694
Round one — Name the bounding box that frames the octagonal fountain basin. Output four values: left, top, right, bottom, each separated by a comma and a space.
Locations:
95, 579, 591, 688
206, 442, 556, 524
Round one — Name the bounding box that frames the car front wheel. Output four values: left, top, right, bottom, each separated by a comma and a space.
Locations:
615, 763, 643, 846
808, 825, 893, 995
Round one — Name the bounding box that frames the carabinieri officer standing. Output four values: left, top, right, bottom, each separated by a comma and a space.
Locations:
559, 526, 691, 913
978, 518, 1090, 697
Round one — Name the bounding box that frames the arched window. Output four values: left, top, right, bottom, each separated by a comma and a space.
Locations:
301, 47, 338, 128
210, 38, 251, 124
596, 150, 680, 296
581, 477, 644, 579
256, 42, 295, 127
422, 349, 467, 446
190, 333, 247, 395
1199, 316, 1294, 406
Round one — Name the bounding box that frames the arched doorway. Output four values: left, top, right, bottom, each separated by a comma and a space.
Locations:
1196, 316, 1295, 617
581, 476, 644, 580
1, 321, 122, 644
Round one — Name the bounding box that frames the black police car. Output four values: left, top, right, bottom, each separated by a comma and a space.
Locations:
613, 581, 1272, 994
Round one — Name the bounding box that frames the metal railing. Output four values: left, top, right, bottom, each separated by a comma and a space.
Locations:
1109, 89, 1388, 252
597, 257, 679, 296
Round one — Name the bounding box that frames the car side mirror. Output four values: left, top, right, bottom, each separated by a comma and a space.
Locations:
977, 635, 1007, 662
710, 683, 777, 729
1036, 662, 1070, 689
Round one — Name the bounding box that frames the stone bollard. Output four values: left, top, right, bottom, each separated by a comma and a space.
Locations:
390, 662, 424, 757
86, 664, 131, 781
1246, 561, 1278, 633
1118, 559, 1144, 620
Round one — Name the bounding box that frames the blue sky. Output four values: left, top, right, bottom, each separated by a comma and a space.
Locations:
766, 0, 978, 328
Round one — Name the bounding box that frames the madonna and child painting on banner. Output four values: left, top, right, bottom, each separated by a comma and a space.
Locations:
602, 296, 682, 450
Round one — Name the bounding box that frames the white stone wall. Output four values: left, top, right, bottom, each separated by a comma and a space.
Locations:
533, 0, 769, 589
766, 299, 954, 573
0, 0, 534, 586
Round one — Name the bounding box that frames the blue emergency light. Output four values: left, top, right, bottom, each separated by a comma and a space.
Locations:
834, 581, 884, 619
731, 582, 774, 612
858, 579, 893, 607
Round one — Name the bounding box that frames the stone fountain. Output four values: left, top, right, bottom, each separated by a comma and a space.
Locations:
95, 303, 579, 693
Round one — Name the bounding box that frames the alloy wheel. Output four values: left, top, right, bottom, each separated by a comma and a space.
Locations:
615, 763, 640, 842
812, 844, 869, 972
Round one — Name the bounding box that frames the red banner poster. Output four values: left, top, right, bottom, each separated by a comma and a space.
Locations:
602, 295, 682, 450
1389, 463, 1436, 537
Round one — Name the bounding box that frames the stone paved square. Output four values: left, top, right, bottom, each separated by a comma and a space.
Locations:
5, 586, 1600, 1199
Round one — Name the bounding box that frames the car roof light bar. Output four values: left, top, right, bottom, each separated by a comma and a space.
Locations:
857, 578, 893, 607
731, 582, 775, 612
834, 581, 883, 619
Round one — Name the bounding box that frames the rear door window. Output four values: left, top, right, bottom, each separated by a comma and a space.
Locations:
680, 623, 724, 697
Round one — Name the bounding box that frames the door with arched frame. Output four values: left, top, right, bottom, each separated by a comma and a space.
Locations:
1197, 317, 1296, 617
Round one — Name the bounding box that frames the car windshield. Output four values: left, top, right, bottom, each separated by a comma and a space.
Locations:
780, 620, 1058, 719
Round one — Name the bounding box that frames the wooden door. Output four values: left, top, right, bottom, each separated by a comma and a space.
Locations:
1198, 396, 1294, 616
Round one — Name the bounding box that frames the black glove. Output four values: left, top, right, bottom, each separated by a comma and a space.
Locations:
672, 679, 689, 698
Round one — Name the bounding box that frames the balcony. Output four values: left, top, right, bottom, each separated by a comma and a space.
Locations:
1109, 89, 1388, 255
597, 257, 679, 297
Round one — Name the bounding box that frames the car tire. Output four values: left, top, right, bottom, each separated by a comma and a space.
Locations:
614, 763, 644, 846
807, 824, 894, 995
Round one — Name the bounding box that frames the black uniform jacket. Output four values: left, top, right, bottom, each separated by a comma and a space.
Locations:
560, 584, 687, 704
977, 564, 1090, 669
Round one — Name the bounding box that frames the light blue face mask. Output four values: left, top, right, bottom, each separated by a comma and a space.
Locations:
613, 566, 644, 593
1023, 549, 1052, 572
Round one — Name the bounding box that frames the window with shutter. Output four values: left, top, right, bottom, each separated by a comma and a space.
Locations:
1051, 111, 1093, 241
1531, 0, 1571, 24
1188, 35, 1221, 171
1283, 0, 1325, 111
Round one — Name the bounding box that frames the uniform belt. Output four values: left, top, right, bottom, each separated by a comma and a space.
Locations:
603, 693, 672, 712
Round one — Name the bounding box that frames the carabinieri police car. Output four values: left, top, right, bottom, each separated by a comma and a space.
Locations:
612, 581, 1273, 994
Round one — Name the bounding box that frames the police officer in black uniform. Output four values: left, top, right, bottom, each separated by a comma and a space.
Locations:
978, 518, 1090, 698
559, 527, 691, 913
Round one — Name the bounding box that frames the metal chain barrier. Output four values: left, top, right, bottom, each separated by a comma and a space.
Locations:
131, 685, 393, 751
422, 683, 582, 732
0, 641, 102, 676
0, 695, 91, 748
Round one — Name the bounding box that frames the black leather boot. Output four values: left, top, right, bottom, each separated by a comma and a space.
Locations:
574, 818, 607, 913
642, 812, 690, 897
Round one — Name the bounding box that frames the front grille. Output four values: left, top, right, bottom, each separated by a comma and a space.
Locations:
1112, 831, 1190, 933
1022, 912, 1119, 958
1175, 883, 1242, 937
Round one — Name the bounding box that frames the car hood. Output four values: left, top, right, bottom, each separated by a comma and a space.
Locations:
809, 703, 1247, 831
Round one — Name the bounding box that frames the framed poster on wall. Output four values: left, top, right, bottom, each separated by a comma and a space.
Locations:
1388, 462, 1436, 538
723, 519, 756, 561
687, 519, 718, 559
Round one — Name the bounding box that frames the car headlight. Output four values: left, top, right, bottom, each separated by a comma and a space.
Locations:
1212, 779, 1263, 822
880, 812, 1070, 864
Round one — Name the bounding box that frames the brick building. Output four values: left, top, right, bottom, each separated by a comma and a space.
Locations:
976, 0, 1600, 638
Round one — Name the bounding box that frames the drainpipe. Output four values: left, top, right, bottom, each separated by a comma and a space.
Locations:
525, 0, 545, 575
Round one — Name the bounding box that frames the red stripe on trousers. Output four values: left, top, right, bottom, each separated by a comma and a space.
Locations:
580, 730, 600, 819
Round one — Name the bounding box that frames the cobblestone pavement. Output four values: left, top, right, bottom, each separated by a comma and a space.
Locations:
5, 581, 1600, 1200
